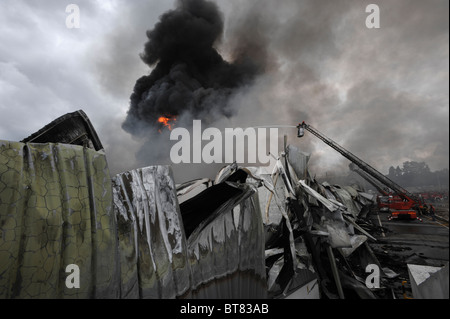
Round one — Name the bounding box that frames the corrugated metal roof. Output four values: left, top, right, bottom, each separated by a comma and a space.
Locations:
184, 183, 267, 298
112, 166, 191, 298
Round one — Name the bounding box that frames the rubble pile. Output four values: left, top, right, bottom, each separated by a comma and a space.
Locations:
176, 144, 394, 299
0, 110, 429, 299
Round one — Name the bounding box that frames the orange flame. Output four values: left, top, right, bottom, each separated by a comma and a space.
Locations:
157, 115, 176, 131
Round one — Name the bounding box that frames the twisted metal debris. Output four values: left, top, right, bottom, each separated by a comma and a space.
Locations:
0, 111, 394, 299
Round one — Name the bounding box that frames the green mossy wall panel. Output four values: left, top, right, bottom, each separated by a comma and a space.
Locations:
0, 141, 119, 298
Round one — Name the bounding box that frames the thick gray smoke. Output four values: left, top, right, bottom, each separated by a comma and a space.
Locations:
120, 0, 270, 181
214, 0, 449, 177
116, 0, 448, 182
122, 0, 266, 136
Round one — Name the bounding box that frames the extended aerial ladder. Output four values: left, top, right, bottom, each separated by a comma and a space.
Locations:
297, 121, 424, 220
349, 163, 389, 196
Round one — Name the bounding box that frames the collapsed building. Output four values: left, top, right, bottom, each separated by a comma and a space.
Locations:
0, 110, 415, 299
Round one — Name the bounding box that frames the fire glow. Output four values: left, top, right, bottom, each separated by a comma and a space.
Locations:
158, 116, 177, 131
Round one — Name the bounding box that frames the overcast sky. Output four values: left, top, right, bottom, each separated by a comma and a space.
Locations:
0, 0, 448, 182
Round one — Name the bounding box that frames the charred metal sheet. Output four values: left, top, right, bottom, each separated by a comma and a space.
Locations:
112, 166, 190, 299
21, 110, 104, 151
298, 180, 372, 249
266, 241, 318, 298
321, 183, 338, 201
240, 158, 320, 298
298, 180, 342, 213
0, 140, 119, 298
286, 145, 310, 180
176, 178, 212, 204
113, 166, 267, 299
182, 182, 267, 299
408, 263, 449, 299
180, 182, 243, 238
328, 185, 361, 218
357, 191, 376, 204
256, 173, 285, 227
338, 270, 377, 299
339, 235, 368, 257
255, 143, 388, 299
342, 185, 359, 199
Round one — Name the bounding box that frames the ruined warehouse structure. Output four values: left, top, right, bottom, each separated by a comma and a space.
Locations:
1, 110, 406, 299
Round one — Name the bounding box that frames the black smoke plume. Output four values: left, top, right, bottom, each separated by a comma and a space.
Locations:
122, 0, 265, 135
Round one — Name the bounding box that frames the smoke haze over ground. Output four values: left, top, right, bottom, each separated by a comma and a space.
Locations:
0, 0, 448, 184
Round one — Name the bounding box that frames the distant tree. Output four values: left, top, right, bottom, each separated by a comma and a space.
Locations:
387, 165, 404, 184
388, 166, 396, 177
401, 161, 428, 186
386, 161, 447, 188
402, 161, 430, 176
395, 166, 402, 176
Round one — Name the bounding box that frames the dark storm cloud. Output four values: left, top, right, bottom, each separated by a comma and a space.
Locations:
0, 0, 106, 140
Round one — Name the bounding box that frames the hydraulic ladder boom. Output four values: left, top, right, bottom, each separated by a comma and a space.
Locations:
297, 122, 418, 204
349, 163, 389, 196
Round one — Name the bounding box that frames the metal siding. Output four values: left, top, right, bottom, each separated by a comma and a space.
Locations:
112, 166, 191, 299
0, 141, 119, 298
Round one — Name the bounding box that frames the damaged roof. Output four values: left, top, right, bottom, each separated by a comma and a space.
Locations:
21, 110, 104, 151
1, 110, 447, 300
